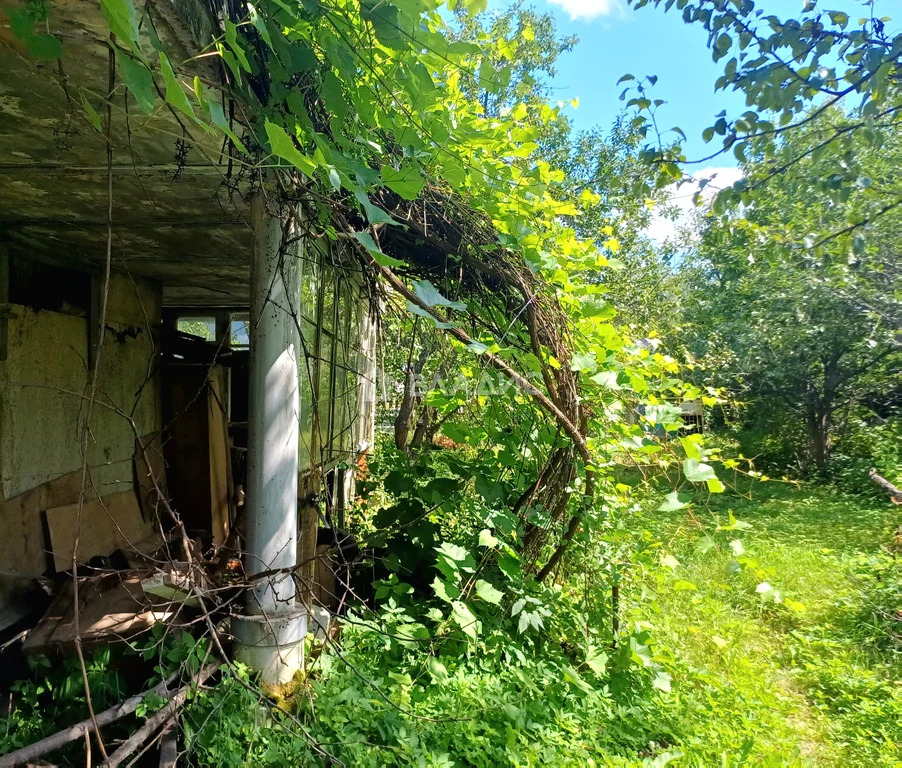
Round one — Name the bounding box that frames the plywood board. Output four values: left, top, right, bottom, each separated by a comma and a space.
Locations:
45, 490, 154, 572
0, 468, 84, 579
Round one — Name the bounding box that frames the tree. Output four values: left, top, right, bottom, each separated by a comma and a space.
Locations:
453, 1, 577, 118
626, 0, 902, 246
683, 112, 901, 471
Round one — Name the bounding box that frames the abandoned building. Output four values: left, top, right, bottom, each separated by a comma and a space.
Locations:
0, 1, 377, 685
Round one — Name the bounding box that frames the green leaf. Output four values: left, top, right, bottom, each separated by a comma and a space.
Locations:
694, 535, 716, 555
406, 302, 456, 328
474, 579, 503, 604
25, 33, 62, 60
657, 491, 688, 512
706, 476, 725, 494
652, 670, 672, 692
585, 645, 608, 676
478, 528, 498, 548
427, 656, 449, 684
320, 70, 348, 123
591, 370, 620, 389
352, 231, 405, 267
682, 458, 717, 484
381, 163, 426, 200
570, 351, 597, 373
353, 190, 398, 226
679, 434, 702, 460
265, 119, 315, 175
158, 52, 195, 119
828, 11, 848, 27
101, 0, 139, 50
208, 100, 247, 153
432, 577, 460, 603
247, 3, 273, 47
563, 665, 594, 693
719, 510, 752, 531
328, 167, 342, 192
7, 8, 34, 42
80, 92, 102, 133
119, 55, 155, 113
224, 20, 251, 72
436, 542, 469, 562
413, 280, 465, 310
450, 600, 478, 639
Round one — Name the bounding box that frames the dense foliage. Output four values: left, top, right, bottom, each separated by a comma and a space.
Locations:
1, 0, 899, 766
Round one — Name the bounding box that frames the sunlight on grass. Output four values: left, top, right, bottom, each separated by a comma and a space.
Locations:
639, 483, 901, 766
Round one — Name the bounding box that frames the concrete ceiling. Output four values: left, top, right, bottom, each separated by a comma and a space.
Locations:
0, 0, 253, 307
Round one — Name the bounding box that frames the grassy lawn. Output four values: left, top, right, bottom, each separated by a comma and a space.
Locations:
638, 482, 901, 766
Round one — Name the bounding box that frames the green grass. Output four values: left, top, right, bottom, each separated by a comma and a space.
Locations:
640, 482, 901, 766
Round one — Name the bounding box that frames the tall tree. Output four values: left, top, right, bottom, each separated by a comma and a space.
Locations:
683, 112, 901, 470
627, 0, 902, 246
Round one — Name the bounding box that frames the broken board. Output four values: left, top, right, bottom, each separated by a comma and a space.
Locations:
45, 490, 157, 573
23, 572, 177, 656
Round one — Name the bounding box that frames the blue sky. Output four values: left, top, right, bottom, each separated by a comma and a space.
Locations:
496, 0, 890, 241
510, 0, 890, 165
545, 0, 746, 164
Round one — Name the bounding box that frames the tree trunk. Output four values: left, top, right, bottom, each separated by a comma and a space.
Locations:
410, 404, 436, 448
395, 347, 431, 451
806, 404, 832, 471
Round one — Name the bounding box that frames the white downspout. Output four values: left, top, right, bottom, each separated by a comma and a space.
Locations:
233, 192, 305, 684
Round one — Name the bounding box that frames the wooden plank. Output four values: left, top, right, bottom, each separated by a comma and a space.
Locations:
0, 469, 84, 579
207, 366, 231, 546
22, 579, 75, 655
159, 723, 178, 768
313, 543, 337, 612
50, 575, 146, 645
162, 365, 213, 536
25, 573, 176, 655
45, 490, 153, 572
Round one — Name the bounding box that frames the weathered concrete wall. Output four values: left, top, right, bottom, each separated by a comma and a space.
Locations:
0, 273, 161, 578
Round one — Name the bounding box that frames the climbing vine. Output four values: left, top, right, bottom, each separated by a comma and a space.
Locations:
9, 0, 718, 577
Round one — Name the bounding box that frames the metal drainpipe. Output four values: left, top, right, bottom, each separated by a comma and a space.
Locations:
232, 192, 305, 685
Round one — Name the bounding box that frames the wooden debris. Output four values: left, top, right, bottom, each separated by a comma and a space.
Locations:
0, 671, 179, 768
23, 573, 178, 656
207, 366, 232, 546
0, 469, 83, 596
162, 365, 232, 542
158, 724, 178, 768
45, 490, 158, 573
101, 664, 217, 768
140, 565, 208, 609
869, 469, 902, 502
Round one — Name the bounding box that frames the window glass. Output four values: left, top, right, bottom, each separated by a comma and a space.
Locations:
177, 316, 215, 341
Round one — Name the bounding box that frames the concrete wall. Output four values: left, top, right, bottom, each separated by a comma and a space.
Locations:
0, 272, 161, 580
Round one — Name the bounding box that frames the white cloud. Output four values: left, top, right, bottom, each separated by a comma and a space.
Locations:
644, 166, 743, 244
545, 0, 626, 21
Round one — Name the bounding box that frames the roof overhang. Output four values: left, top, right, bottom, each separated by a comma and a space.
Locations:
0, 0, 252, 307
